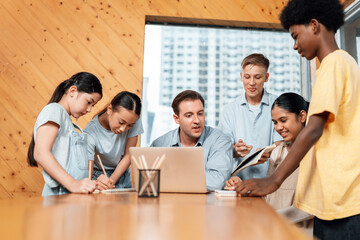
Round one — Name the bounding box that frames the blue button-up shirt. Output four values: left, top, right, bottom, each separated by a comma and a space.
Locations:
218, 90, 282, 180
150, 126, 233, 190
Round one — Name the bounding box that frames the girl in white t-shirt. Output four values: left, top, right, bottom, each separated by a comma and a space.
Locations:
265, 92, 309, 209
226, 92, 313, 229
27, 72, 103, 196
84, 91, 143, 190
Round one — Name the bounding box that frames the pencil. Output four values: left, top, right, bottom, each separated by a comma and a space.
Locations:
131, 155, 141, 169
88, 160, 94, 180
140, 154, 157, 196
133, 156, 150, 194
139, 154, 166, 196
154, 154, 166, 169
96, 154, 108, 178
150, 156, 160, 169
131, 155, 150, 194
137, 156, 144, 169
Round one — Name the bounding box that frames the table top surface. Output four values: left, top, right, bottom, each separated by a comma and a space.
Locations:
0, 192, 310, 240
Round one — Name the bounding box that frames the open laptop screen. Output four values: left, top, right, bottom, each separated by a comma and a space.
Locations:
130, 147, 208, 193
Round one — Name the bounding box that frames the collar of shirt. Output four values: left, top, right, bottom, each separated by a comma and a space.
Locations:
239, 89, 272, 106
170, 127, 206, 147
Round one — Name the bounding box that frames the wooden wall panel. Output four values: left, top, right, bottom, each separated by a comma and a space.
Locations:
0, 0, 352, 199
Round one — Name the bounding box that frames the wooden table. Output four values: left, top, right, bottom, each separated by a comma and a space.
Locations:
0, 192, 309, 240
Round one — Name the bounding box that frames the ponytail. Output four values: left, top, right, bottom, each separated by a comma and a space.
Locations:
27, 136, 37, 167
27, 72, 102, 167
48, 80, 73, 103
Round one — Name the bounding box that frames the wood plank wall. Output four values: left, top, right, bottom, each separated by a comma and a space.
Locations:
0, 0, 352, 199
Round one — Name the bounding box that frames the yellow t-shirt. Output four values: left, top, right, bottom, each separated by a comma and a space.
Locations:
294, 50, 360, 220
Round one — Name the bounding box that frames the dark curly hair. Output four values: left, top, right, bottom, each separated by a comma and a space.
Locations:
280, 0, 344, 33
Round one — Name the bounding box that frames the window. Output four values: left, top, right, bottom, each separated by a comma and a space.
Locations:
339, 1, 360, 66
142, 24, 309, 147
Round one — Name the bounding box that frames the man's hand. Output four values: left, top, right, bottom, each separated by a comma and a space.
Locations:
234, 139, 252, 158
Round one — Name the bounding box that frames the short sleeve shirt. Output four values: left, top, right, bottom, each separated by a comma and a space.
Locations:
295, 50, 360, 220
34, 103, 75, 188
84, 115, 144, 170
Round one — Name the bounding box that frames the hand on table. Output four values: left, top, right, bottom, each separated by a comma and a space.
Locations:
224, 176, 242, 190
234, 175, 280, 197
70, 179, 97, 193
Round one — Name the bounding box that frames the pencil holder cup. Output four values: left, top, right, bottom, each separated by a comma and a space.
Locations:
138, 169, 160, 198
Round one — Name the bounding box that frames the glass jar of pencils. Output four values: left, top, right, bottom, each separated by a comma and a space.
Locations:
138, 169, 160, 198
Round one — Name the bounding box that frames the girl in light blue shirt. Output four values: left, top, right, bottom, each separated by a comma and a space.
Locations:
27, 72, 103, 196
85, 91, 143, 190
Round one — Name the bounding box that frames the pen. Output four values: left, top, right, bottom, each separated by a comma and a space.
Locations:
96, 154, 108, 178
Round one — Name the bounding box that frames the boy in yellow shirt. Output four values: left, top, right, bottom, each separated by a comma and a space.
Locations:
232, 0, 360, 239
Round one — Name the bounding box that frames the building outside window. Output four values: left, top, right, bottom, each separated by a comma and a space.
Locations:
340, 0, 360, 66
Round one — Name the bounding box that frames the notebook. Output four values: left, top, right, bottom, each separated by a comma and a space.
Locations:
130, 147, 209, 193
231, 144, 277, 176
93, 188, 136, 194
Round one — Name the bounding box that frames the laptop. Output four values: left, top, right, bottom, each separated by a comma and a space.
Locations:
130, 147, 209, 193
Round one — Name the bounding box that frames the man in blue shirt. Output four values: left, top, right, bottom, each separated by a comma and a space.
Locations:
151, 90, 233, 190
218, 54, 281, 180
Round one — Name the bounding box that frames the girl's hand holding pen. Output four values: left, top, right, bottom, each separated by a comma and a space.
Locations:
96, 174, 115, 190
70, 179, 97, 193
